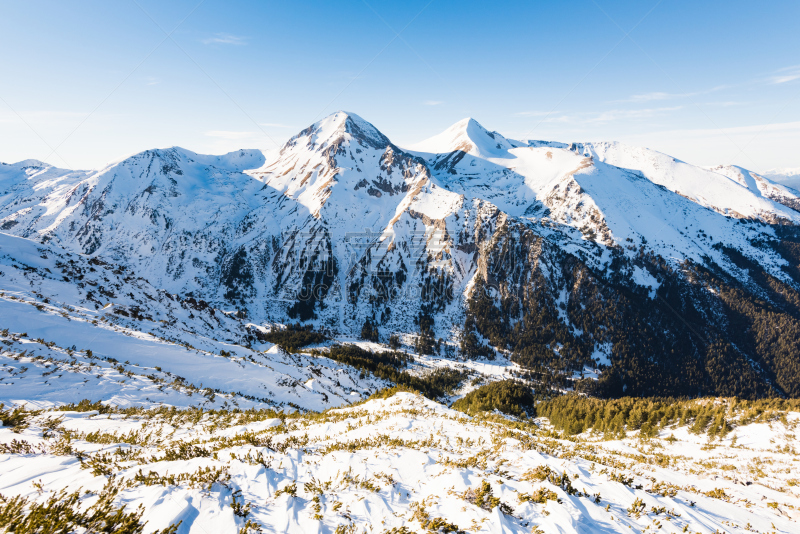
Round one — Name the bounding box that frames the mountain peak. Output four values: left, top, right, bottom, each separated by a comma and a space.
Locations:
443, 117, 494, 143
408, 117, 515, 157
284, 111, 391, 153
104, 146, 265, 174
450, 117, 481, 129
6, 158, 52, 170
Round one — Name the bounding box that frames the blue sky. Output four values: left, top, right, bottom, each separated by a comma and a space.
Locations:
1, 0, 799, 171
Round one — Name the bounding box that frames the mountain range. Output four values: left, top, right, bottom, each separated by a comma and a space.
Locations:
762, 167, 800, 191
2, 111, 800, 399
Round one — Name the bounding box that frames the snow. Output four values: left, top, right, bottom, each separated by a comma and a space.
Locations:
583, 141, 800, 224
590, 342, 613, 367
0, 392, 797, 533
0, 232, 391, 411
407, 117, 522, 159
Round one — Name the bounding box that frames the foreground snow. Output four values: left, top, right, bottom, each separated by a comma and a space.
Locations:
1, 392, 797, 533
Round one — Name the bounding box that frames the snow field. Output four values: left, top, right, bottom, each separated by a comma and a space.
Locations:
1, 392, 798, 533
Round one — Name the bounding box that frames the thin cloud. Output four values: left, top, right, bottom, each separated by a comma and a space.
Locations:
525, 107, 682, 125
589, 106, 682, 123
541, 115, 571, 124
423, 100, 443, 106
260, 123, 291, 128
0, 110, 104, 128
514, 111, 552, 117
205, 130, 258, 140
0, 110, 85, 123
625, 91, 679, 102
772, 74, 800, 84
619, 85, 727, 103
702, 101, 746, 107
770, 71, 800, 84
202, 34, 247, 45
610, 120, 800, 169
652, 120, 800, 137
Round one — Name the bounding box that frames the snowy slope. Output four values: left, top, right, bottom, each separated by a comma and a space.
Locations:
0, 392, 797, 533
581, 141, 800, 224
0, 233, 389, 411
407, 117, 525, 158
409, 120, 800, 224
708, 164, 800, 212
0, 147, 272, 298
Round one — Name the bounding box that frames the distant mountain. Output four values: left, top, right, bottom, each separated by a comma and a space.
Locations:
2, 111, 800, 399
761, 167, 800, 192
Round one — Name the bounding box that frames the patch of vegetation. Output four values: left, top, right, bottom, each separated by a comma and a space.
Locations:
360, 318, 380, 342
323, 344, 411, 372
274, 482, 297, 498
451, 380, 536, 417
257, 323, 328, 353
132, 466, 230, 490
315, 344, 467, 400
518, 487, 560, 504
364, 385, 420, 401
0, 404, 32, 433
410, 497, 466, 534
221, 246, 255, 304
287, 239, 337, 321
56, 399, 113, 414
458, 331, 494, 360
535, 394, 800, 437
0, 481, 181, 534
462, 480, 513, 514
413, 310, 438, 356
521, 465, 577, 495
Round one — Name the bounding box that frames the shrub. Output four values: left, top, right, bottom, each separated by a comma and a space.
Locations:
258, 323, 327, 353
0, 483, 181, 534
320, 344, 466, 400
462, 480, 513, 514
451, 380, 535, 417
518, 488, 560, 504
0, 405, 30, 432
360, 319, 379, 342
56, 399, 112, 414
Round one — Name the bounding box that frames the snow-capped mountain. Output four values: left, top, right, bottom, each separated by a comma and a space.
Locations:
408, 121, 799, 260
1, 111, 800, 398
